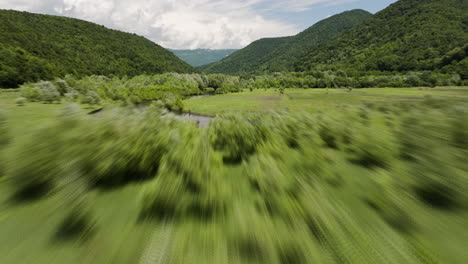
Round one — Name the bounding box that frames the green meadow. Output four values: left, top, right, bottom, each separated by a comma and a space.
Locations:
184, 87, 468, 115
1, 87, 468, 264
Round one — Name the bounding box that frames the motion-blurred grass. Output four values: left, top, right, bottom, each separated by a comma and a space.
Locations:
1, 89, 468, 264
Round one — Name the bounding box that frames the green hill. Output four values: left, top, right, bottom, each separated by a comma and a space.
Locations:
200, 9, 372, 74
0, 10, 194, 88
297, 0, 468, 77
170, 49, 238, 67
198, 37, 292, 73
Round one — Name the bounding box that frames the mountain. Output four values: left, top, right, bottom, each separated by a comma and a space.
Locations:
198, 36, 293, 73
0, 10, 194, 88
200, 9, 372, 74
170, 49, 238, 67
296, 0, 468, 77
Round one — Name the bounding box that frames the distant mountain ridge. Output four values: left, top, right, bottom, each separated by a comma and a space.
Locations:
200, 9, 372, 74
0, 10, 194, 87
170, 49, 238, 67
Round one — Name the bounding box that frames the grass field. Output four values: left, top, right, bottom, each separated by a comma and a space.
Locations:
1, 88, 468, 264
184, 87, 468, 115
0, 91, 155, 264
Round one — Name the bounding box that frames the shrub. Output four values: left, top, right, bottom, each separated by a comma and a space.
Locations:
208, 114, 264, 163
37, 81, 60, 103
346, 120, 397, 168
15, 97, 26, 106
80, 91, 101, 105
64, 90, 79, 101
162, 92, 184, 111
55, 205, 95, 241
20, 83, 41, 101
54, 79, 71, 95
141, 131, 226, 220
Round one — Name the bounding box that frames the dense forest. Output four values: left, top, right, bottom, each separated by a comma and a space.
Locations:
297, 0, 468, 77
199, 37, 293, 74
170, 49, 238, 67
201, 10, 372, 74
0, 10, 194, 88
202, 0, 468, 79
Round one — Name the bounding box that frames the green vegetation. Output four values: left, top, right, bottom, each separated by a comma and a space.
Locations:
1, 88, 468, 263
201, 10, 371, 74
298, 0, 468, 76
200, 36, 293, 74
0, 10, 194, 88
184, 87, 468, 115
202, 0, 468, 80
1, 0, 468, 263
170, 49, 238, 67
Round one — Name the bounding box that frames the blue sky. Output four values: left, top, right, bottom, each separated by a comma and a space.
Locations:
0, 0, 397, 49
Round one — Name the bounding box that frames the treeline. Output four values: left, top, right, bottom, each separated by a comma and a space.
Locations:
0, 10, 193, 88
18, 73, 242, 110
3, 98, 467, 262
17, 71, 466, 108
243, 71, 465, 89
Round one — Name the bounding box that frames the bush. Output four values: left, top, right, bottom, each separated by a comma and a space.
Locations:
54, 79, 71, 95
346, 119, 398, 168
55, 205, 95, 241
141, 131, 226, 220
80, 91, 101, 105
15, 97, 26, 106
37, 81, 60, 103
20, 83, 41, 101
162, 92, 184, 111
208, 114, 264, 163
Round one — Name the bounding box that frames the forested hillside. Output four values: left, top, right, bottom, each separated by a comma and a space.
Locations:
170, 49, 238, 67
199, 37, 292, 74
297, 0, 468, 78
0, 10, 194, 88
201, 10, 372, 74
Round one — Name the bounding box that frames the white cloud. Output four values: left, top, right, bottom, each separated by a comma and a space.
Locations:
0, 0, 355, 49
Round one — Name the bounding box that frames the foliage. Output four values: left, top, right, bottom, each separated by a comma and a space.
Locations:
297, 0, 468, 76
4, 94, 468, 263
201, 10, 371, 74
0, 10, 193, 88
15, 96, 26, 106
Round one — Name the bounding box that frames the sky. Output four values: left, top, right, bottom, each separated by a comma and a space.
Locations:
0, 0, 397, 49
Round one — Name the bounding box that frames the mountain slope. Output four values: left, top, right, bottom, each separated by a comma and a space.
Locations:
199, 36, 292, 74
170, 49, 238, 67
201, 9, 372, 74
297, 0, 468, 77
0, 10, 194, 87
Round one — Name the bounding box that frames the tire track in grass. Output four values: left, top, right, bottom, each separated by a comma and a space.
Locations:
139, 222, 173, 264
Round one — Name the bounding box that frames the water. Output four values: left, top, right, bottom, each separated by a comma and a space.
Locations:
173, 112, 213, 128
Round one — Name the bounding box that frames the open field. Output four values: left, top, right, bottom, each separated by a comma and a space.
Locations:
0, 91, 156, 263
184, 87, 468, 115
